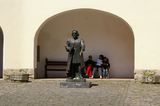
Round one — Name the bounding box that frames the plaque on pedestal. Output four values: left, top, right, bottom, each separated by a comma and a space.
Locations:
60, 79, 92, 88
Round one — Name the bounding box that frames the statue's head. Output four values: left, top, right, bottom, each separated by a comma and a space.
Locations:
72, 30, 79, 40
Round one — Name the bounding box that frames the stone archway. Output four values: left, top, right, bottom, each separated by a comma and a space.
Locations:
0, 27, 3, 78
34, 9, 134, 78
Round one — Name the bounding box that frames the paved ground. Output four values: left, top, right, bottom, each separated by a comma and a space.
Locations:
0, 79, 160, 106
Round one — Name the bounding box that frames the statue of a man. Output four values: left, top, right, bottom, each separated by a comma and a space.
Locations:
65, 30, 85, 79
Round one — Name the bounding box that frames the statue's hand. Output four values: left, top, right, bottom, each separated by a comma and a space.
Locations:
79, 51, 82, 56
65, 46, 69, 52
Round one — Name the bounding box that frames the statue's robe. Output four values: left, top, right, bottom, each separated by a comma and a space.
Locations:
65, 37, 85, 74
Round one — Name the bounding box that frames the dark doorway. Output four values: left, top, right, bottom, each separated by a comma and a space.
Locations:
0, 27, 3, 78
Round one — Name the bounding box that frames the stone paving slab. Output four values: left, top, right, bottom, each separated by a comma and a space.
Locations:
0, 79, 160, 106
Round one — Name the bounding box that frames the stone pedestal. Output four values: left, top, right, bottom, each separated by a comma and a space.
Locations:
60, 78, 92, 88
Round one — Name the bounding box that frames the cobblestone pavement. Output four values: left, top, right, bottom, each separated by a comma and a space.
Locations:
0, 79, 160, 106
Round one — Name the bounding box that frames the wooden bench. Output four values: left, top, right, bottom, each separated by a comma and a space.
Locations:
45, 58, 67, 78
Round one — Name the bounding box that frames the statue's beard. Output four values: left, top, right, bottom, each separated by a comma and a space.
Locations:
73, 36, 78, 40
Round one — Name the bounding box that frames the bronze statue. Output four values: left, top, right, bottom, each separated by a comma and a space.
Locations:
65, 30, 85, 79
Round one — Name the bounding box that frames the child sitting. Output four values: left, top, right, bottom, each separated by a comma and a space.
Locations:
91, 55, 104, 79
85, 55, 95, 78
102, 57, 110, 78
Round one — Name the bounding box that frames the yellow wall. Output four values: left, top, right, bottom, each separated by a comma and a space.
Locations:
0, 0, 160, 72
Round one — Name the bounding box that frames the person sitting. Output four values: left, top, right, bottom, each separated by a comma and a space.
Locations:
102, 57, 110, 78
85, 55, 95, 78
91, 55, 104, 79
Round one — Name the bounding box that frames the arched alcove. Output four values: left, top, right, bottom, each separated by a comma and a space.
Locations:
0, 27, 3, 78
34, 9, 134, 78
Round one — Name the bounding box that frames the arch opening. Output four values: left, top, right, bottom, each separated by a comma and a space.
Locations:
34, 9, 134, 78
0, 26, 3, 78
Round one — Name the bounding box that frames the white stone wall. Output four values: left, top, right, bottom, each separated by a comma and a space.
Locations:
0, 0, 160, 78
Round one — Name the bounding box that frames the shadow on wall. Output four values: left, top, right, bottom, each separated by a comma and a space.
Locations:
34, 8, 134, 78
0, 26, 3, 78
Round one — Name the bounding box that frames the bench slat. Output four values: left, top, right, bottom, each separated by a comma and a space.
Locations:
47, 69, 66, 71
46, 63, 67, 65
